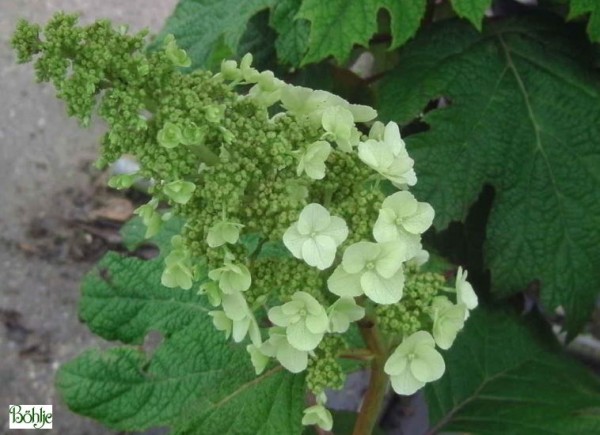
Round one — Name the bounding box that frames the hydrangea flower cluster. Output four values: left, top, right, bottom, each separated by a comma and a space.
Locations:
13, 14, 478, 431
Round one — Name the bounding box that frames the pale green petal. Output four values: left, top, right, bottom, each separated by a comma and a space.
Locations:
248, 316, 262, 346
276, 342, 309, 373
302, 235, 336, 270
384, 350, 408, 376
322, 216, 348, 246
456, 267, 478, 310
342, 241, 378, 274
221, 292, 248, 321
268, 305, 290, 327
390, 369, 425, 396
414, 347, 445, 382
382, 191, 418, 217
298, 203, 331, 233
361, 270, 403, 305
301, 404, 333, 431
348, 104, 377, 123
305, 312, 329, 334
287, 321, 323, 351
383, 121, 405, 155
207, 221, 243, 247
232, 317, 250, 343
209, 311, 232, 339
329, 298, 364, 333
247, 344, 269, 375
403, 202, 435, 234
329, 311, 350, 333
282, 300, 303, 315
406, 330, 436, 348
161, 264, 193, 290
219, 263, 251, 293
322, 106, 354, 141
327, 266, 363, 297
294, 291, 325, 316
283, 223, 306, 258
373, 209, 400, 243
358, 140, 393, 170
375, 241, 406, 278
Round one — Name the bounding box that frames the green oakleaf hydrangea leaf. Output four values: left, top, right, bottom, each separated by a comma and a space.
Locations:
450, 0, 492, 30
58, 219, 305, 433
269, 0, 310, 66
154, 0, 276, 68
569, 0, 600, 42
377, 16, 600, 337
426, 307, 600, 434
297, 0, 427, 65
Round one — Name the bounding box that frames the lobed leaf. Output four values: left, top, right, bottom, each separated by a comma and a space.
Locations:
378, 16, 600, 336
153, 0, 276, 68
58, 219, 305, 433
426, 307, 600, 434
297, 0, 427, 65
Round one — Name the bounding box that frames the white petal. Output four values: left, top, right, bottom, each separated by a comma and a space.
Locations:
287, 321, 323, 351
403, 202, 435, 234
361, 270, 404, 305
348, 104, 377, 122
383, 122, 405, 155
384, 351, 408, 376
298, 203, 331, 233
232, 317, 250, 342
375, 241, 407, 278
276, 343, 309, 373
390, 369, 424, 396
268, 305, 290, 327
302, 235, 336, 270
306, 312, 329, 334
283, 224, 306, 258
358, 140, 393, 170
413, 347, 445, 382
342, 241, 378, 274
382, 191, 418, 217
322, 216, 348, 246
221, 292, 248, 321
327, 266, 363, 297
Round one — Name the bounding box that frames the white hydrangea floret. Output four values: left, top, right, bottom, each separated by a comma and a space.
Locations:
456, 266, 478, 319
429, 296, 466, 350
328, 297, 365, 333
206, 221, 244, 248
301, 404, 333, 431
247, 344, 270, 375
208, 259, 252, 294
281, 85, 376, 128
327, 241, 409, 304
296, 140, 332, 180
321, 106, 359, 152
221, 292, 261, 345
268, 291, 329, 351
161, 236, 193, 290
384, 331, 445, 395
209, 310, 232, 339
358, 121, 417, 188
373, 191, 434, 247
260, 327, 309, 373
283, 203, 348, 270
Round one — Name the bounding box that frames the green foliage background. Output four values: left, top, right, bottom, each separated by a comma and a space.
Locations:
49, 0, 600, 433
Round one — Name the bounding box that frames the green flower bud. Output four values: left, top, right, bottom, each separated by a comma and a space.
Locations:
157, 122, 183, 149
163, 180, 196, 204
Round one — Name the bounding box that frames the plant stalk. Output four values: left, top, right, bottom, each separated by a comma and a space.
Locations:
352, 318, 389, 435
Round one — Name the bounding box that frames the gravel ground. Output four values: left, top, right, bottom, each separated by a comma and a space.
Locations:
0, 1, 176, 433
